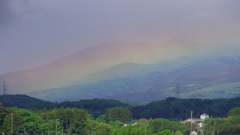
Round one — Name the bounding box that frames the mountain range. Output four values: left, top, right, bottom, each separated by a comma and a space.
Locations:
1, 41, 240, 104
28, 54, 240, 104
0, 40, 195, 93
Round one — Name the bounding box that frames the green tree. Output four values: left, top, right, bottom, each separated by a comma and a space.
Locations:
137, 118, 149, 128
203, 117, 240, 135
105, 107, 132, 123
96, 114, 105, 122
111, 126, 148, 135
228, 107, 240, 117
149, 118, 188, 134
182, 121, 199, 133
203, 107, 240, 134
69, 108, 88, 135
175, 130, 183, 135
3, 108, 49, 134
85, 119, 112, 135
0, 102, 7, 127
1, 111, 21, 134
157, 129, 174, 135
38, 107, 89, 134
108, 120, 123, 129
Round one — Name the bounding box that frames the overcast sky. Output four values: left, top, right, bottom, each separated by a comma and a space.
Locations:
0, 0, 240, 74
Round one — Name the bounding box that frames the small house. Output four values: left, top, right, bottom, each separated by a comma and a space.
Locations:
190, 130, 198, 135
200, 113, 209, 120
123, 120, 137, 126
182, 113, 209, 128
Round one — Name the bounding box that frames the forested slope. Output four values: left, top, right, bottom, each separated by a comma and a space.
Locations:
1, 95, 240, 120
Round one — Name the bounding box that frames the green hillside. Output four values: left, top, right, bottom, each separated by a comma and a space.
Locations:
1, 95, 240, 120
0, 94, 54, 110
132, 97, 240, 120
0, 95, 131, 118
181, 82, 240, 98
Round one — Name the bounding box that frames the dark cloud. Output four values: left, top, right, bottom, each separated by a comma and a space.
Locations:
0, 0, 240, 74
0, 0, 15, 26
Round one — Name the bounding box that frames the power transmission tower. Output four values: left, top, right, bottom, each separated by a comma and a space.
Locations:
175, 84, 179, 98
2, 82, 7, 96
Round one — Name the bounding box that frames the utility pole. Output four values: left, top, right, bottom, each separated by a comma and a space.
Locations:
56, 119, 59, 135
145, 124, 147, 135
212, 121, 216, 135
11, 113, 13, 134
56, 121, 57, 135
191, 111, 193, 134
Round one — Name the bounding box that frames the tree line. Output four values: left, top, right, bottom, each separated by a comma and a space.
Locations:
1, 101, 240, 134
1, 95, 240, 120
0, 102, 189, 135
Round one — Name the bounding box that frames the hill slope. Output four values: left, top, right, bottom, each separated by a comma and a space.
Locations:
0, 94, 132, 117
27, 55, 240, 104
0, 41, 194, 93
1, 95, 240, 120
0, 95, 54, 109
132, 97, 240, 120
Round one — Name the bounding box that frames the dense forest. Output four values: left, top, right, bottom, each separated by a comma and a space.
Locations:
1, 95, 240, 134
1, 95, 240, 120
0, 104, 189, 135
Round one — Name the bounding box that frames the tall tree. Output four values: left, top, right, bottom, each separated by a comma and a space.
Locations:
105, 107, 132, 123
0, 102, 7, 127
228, 107, 240, 117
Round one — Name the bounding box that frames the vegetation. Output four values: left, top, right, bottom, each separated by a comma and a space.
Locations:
1, 105, 239, 134
2, 95, 240, 120
0, 95, 54, 109
57, 99, 131, 118
0, 104, 187, 135
1, 95, 240, 134
203, 107, 240, 135
132, 97, 240, 120
104, 107, 132, 123
0, 95, 131, 118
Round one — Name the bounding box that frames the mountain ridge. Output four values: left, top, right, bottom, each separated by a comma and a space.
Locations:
2, 94, 240, 120
0, 40, 196, 93
27, 54, 240, 104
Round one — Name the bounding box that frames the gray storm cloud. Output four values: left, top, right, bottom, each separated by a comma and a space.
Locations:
0, 0, 240, 74
0, 0, 17, 31
0, 0, 12, 24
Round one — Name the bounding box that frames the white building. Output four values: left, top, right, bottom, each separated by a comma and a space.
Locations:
200, 113, 209, 120
123, 120, 137, 127
190, 130, 198, 135
182, 113, 209, 128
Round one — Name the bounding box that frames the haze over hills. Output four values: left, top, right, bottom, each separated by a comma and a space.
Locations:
0, 39, 202, 94
27, 52, 240, 104
1, 0, 240, 107
1, 39, 240, 104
